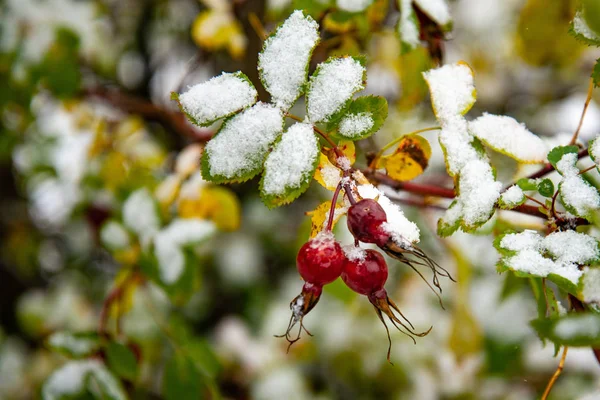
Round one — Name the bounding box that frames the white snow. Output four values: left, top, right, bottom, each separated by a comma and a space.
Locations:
337, 0, 373, 12
499, 230, 599, 285
591, 137, 600, 166
47, 332, 97, 357
554, 314, 600, 340
205, 102, 284, 179
439, 117, 481, 176
29, 177, 80, 229
262, 123, 319, 196
307, 57, 365, 123
153, 218, 216, 284
100, 221, 130, 250
338, 112, 374, 138
343, 245, 367, 261
583, 267, 600, 303
357, 183, 421, 245
258, 10, 319, 110
398, 0, 420, 50
414, 0, 452, 26
556, 152, 600, 218
123, 189, 160, 248
178, 72, 257, 125
42, 360, 126, 400
423, 63, 476, 121
321, 162, 342, 188
468, 113, 548, 163
500, 186, 524, 207
573, 11, 600, 43
337, 156, 352, 171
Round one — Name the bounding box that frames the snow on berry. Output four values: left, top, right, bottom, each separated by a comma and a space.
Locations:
261, 122, 319, 198
468, 113, 548, 163
499, 185, 525, 208
307, 57, 365, 123
343, 245, 367, 261
178, 72, 257, 126
356, 183, 420, 245
258, 10, 319, 110
204, 102, 284, 181
154, 218, 216, 284
498, 230, 600, 285
338, 112, 375, 139
556, 152, 600, 219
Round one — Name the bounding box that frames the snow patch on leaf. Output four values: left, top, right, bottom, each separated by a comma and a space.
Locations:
556, 152, 600, 220
571, 11, 600, 46
307, 57, 365, 123
203, 102, 284, 182
123, 189, 160, 248
469, 113, 548, 163
337, 0, 373, 12
338, 112, 374, 138
178, 72, 257, 126
423, 63, 475, 120
398, 0, 420, 52
414, 0, 452, 26
258, 10, 319, 110
499, 185, 525, 209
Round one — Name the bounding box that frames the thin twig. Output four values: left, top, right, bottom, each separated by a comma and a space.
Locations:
579, 165, 596, 175
248, 12, 267, 40
569, 78, 595, 146
541, 346, 569, 400
524, 195, 547, 208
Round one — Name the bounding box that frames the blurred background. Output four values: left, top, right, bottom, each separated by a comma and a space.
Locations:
1, 0, 600, 399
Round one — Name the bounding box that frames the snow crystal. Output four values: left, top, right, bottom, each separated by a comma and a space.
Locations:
422, 63, 475, 121
258, 10, 319, 110
556, 152, 600, 218
321, 162, 342, 188
500, 186, 524, 207
582, 267, 600, 303
179, 72, 257, 125
414, 0, 451, 26
337, 0, 373, 12
100, 221, 130, 250
47, 332, 97, 357
468, 113, 548, 163
542, 230, 599, 265
398, 0, 420, 50
337, 156, 352, 171
338, 112, 374, 138
573, 11, 600, 43
154, 218, 216, 284
42, 360, 126, 400
262, 123, 319, 196
444, 160, 502, 227
500, 230, 542, 252
554, 314, 600, 340
206, 102, 284, 179
307, 57, 365, 123
357, 183, 421, 244
123, 189, 160, 248
343, 245, 366, 261
310, 230, 335, 248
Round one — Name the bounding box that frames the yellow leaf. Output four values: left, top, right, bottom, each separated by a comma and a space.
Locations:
314, 153, 342, 191
378, 134, 431, 181
191, 10, 247, 59
108, 269, 140, 321
308, 201, 345, 238
100, 152, 129, 190
338, 140, 356, 164
179, 186, 241, 231
155, 174, 182, 209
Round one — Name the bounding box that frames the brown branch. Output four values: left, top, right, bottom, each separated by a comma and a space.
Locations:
541, 346, 568, 400
525, 148, 589, 181
83, 86, 213, 143
570, 78, 595, 146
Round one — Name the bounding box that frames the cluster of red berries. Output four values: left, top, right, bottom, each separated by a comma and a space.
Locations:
279, 198, 453, 361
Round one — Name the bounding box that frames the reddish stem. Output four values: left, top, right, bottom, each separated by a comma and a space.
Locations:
525, 148, 589, 181
326, 182, 343, 231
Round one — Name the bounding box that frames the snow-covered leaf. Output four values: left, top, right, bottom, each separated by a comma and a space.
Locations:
377, 134, 431, 181
468, 113, 548, 163
537, 179, 554, 198
414, 0, 452, 28
422, 62, 476, 121
42, 360, 127, 400
260, 122, 320, 207
337, 0, 373, 13
100, 220, 131, 251
570, 10, 600, 47
306, 56, 366, 123
201, 102, 284, 183
153, 219, 216, 284
555, 151, 600, 221
46, 331, 100, 358
532, 313, 600, 347
547, 145, 578, 169
258, 10, 319, 110
589, 136, 600, 169
498, 186, 526, 209
314, 153, 342, 190
308, 201, 347, 238
123, 189, 160, 248
397, 0, 420, 53
175, 72, 257, 127
582, 267, 600, 304
330, 95, 387, 140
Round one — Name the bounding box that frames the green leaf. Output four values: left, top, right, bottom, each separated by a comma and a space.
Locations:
46, 331, 101, 358
593, 58, 600, 87
163, 353, 204, 400
328, 95, 388, 140
531, 313, 600, 347
182, 339, 221, 379
537, 178, 555, 197
397, 0, 421, 53
517, 178, 538, 191
201, 103, 285, 184
260, 122, 320, 208
547, 145, 579, 170
106, 341, 138, 381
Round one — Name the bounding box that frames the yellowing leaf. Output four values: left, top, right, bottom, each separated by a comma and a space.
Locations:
191, 10, 247, 59
179, 186, 241, 231
308, 201, 345, 238
100, 152, 129, 190
314, 153, 342, 191
378, 134, 431, 181
338, 140, 357, 163
108, 270, 140, 321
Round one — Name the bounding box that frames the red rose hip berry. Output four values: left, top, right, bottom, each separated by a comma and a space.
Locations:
347, 199, 391, 247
